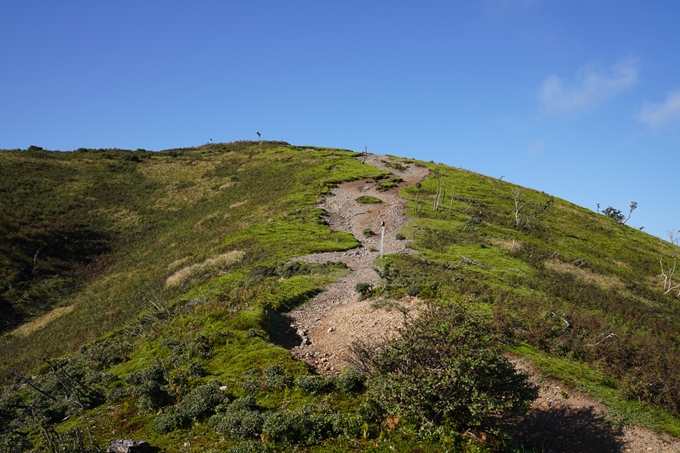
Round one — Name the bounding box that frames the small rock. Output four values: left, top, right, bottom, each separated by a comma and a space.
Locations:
107, 439, 151, 453
327, 327, 335, 333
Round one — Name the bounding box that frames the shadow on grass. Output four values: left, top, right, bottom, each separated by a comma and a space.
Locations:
513, 406, 624, 453
268, 310, 303, 350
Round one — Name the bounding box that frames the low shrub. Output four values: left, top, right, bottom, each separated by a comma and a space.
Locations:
230, 395, 257, 411
355, 282, 373, 300
261, 405, 335, 446
154, 406, 187, 433
335, 368, 365, 394
126, 364, 172, 412
262, 364, 293, 390
178, 380, 226, 419
295, 375, 334, 394
362, 228, 375, 238
352, 304, 537, 434
211, 407, 263, 440
227, 439, 271, 453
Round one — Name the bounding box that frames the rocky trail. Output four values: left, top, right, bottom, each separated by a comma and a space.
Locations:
274, 154, 680, 453
282, 154, 429, 374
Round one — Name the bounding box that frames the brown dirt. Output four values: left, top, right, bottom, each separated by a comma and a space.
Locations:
278, 155, 429, 374
274, 154, 680, 452
511, 356, 680, 453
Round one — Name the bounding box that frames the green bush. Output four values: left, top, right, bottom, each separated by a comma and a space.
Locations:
353, 304, 537, 434
154, 406, 187, 433
242, 379, 262, 394
126, 364, 172, 413
295, 375, 334, 394
262, 364, 293, 390
355, 282, 373, 300
405, 283, 420, 296
211, 407, 263, 440
261, 405, 335, 446
334, 368, 365, 394
362, 228, 375, 238
179, 380, 226, 419
230, 395, 257, 411
0, 393, 22, 432
228, 439, 271, 453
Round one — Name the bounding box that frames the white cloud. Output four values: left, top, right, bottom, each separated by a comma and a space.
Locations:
539, 57, 639, 113
637, 91, 680, 130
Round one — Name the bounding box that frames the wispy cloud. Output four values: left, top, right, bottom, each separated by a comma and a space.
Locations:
637, 91, 680, 130
539, 57, 639, 113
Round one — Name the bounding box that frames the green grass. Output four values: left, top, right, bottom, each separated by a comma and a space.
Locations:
2, 143, 680, 451
386, 160, 680, 435
0, 142, 381, 381
356, 195, 383, 204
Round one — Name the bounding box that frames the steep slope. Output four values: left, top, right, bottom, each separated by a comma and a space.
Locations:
1, 142, 679, 452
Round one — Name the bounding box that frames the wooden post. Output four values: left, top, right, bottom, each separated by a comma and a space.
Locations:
380, 220, 385, 259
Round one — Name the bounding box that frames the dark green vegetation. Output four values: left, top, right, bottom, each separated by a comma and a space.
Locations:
0, 142, 679, 451
355, 196, 382, 204
352, 305, 537, 435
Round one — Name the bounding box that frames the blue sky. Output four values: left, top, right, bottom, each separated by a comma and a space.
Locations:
1, 1, 679, 240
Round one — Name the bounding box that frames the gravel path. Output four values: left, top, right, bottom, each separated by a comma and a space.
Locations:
283, 155, 428, 374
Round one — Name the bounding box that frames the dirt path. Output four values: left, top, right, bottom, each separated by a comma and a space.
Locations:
277, 154, 680, 452
511, 356, 680, 453
283, 155, 428, 374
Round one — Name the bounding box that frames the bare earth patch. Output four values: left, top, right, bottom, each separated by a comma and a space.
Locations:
511, 355, 680, 453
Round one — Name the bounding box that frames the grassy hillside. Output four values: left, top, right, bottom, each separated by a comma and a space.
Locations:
0, 142, 678, 452
387, 159, 680, 431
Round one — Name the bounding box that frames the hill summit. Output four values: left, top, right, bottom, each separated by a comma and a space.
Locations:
1, 141, 679, 452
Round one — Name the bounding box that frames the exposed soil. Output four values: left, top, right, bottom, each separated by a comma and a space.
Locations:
279, 155, 429, 374
510, 356, 680, 453
274, 154, 680, 453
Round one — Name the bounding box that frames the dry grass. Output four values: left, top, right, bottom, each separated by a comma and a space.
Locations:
167, 257, 190, 271
166, 250, 245, 287
91, 207, 141, 228
544, 259, 625, 290
9, 306, 75, 338
138, 159, 216, 182
194, 212, 221, 229
489, 237, 524, 251
230, 200, 249, 209
152, 178, 229, 211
